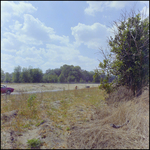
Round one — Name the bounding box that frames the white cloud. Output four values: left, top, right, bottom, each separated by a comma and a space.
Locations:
140, 6, 149, 19
108, 1, 127, 9
2, 13, 71, 54
46, 44, 80, 61
71, 23, 113, 49
1, 1, 37, 26
85, 1, 128, 16
21, 14, 54, 43
19, 14, 69, 45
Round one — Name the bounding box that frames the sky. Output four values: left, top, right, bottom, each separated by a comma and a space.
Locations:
1, 1, 149, 74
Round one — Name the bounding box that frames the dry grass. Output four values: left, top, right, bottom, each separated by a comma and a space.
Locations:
1, 85, 104, 149
1, 83, 100, 92
67, 86, 149, 149
1, 84, 149, 149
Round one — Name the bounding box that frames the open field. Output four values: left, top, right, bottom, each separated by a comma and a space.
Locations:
1, 84, 149, 149
1, 83, 100, 92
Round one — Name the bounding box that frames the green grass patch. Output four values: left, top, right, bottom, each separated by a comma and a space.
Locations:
27, 138, 43, 148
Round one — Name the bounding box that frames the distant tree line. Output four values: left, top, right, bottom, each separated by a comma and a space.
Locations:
1, 64, 116, 83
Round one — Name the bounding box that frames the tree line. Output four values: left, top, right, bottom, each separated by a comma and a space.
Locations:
1, 64, 116, 83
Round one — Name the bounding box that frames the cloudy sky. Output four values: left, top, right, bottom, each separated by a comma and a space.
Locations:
1, 1, 149, 73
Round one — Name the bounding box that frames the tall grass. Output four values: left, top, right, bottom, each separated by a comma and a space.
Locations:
67, 86, 149, 149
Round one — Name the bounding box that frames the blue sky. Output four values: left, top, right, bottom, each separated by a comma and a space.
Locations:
1, 1, 149, 73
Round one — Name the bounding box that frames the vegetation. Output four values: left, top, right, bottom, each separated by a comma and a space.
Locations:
96, 8, 149, 96
1, 64, 115, 84
1, 84, 149, 149
27, 138, 42, 148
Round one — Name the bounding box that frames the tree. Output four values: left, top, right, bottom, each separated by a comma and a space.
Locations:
97, 8, 149, 96
58, 74, 65, 83
49, 74, 58, 83
4, 72, 12, 83
67, 75, 75, 83
81, 70, 90, 82
21, 67, 31, 83
12, 66, 22, 83
89, 71, 95, 82
1, 68, 5, 82
61, 64, 73, 82
54, 68, 62, 76
32, 68, 43, 83
43, 74, 49, 83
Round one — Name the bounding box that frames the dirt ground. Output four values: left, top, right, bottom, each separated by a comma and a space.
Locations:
3, 83, 100, 92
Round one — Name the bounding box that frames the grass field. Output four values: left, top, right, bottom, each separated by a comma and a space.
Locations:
1, 83, 149, 149
1, 83, 100, 92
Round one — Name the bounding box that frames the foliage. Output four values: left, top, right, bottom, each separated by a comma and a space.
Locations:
4, 72, 12, 83
27, 138, 42, 148
12, 66, 22, 83
27, 94, 36, 109
35, 120, 45, 127
1, 68, 5, 82
58, 74, 65, 83
2, 64, 103, 83
31, 68, 43, 83
97, 9, 149, 96
20, 67, 31, 83
66, 127, 70, 131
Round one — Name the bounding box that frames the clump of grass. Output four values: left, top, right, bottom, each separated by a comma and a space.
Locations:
66, 127, 70, 131
35, 120, 45, 127
23, 123, 31, 129
27, 138, 42, 149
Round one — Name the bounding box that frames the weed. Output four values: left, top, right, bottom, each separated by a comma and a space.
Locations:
27, 138, 42, 148
35, 120, 45, 127
23, 124, 31, 128
27, 94, 36, 109
66, 127, 70, 131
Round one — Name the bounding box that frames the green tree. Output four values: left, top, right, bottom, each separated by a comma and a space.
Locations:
21, 67, 31, 83
1, 68, 5, 82
4, 72, 12, 83
12, 66, 22, 83
67, 75, 75, 83
32, 68, 43, 83
58, 74, 65, 83
43, 74, 49, 83
54, 68, 62, 76
61, 64, 73, 82
97, 9, 149, 96
49, 74, 58, 83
